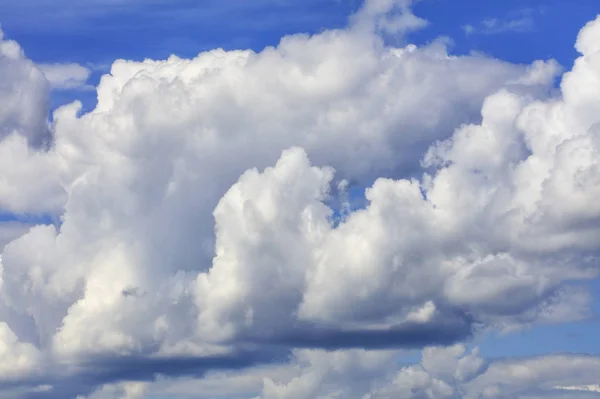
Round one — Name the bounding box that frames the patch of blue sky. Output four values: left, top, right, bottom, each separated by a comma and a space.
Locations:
4, 0, 598, 70
0, 0, 353, 65
0, 212, 57, 226
410, 0, 600, 67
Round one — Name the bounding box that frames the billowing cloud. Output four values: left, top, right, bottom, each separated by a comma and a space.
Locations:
0, 1, 599, 397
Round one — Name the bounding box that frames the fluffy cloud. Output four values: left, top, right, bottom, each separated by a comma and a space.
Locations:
0, 1, 599, 397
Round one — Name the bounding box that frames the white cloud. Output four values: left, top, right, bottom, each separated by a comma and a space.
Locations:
482, 16, 534, 34
0, 322, 43, 382
352, 0, 429, 34
0, 1, 599, 398
557, 384, 600, 393
0, 9, 540, 365
464, 9, 538, 36
38, 63, 91, 90
462, 24, 475, 35
0, 133, 66, 214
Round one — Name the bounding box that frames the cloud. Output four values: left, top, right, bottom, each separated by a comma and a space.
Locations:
0, 323, 43, 382
76, 346, 600, 399
0, 222, 33, 251
257, 346, 600, 399
352, 0, 429, 34
0, 29, 66, 214
463, 9, 537, 36
0, 134, 66, 214
0, 29, 50, 146
558, 385, 600, 393
482, 16, 534, 34
462, 24, 475, 35
37, 63, 91, 90
0, 1, 600, 397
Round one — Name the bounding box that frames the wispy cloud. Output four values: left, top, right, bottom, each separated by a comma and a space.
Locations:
463, 8, 538, 35
37, 63, 92, 90
0, 0, 351, 33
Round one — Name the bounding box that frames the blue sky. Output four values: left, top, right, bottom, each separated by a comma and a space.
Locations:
1, 1, 600, 398
412, 0, 599, 63
2, 0, 596, 66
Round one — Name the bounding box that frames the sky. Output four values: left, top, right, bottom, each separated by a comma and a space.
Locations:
1, 0, 600, 398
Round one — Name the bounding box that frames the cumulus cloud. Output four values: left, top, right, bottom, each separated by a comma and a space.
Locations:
0, 0, 599, 397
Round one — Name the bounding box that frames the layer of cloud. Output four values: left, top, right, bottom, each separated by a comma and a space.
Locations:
0, 1, 599, 397
77, 346, 600, 399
